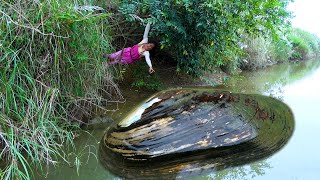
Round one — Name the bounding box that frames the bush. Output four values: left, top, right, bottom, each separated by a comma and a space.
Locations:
270, 31, 292, 63
295, 29, 320, 55
288, 28, 320, 60
129, 63, 163, 91
0, 1, 121, 179
288, 30, 310, 60
118, 0, 292, 76
240, 34, 273, 70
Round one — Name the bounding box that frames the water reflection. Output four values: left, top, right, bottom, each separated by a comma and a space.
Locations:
198, 161, 272, 180
224, 59, 320, 98
197, 59, 320, 180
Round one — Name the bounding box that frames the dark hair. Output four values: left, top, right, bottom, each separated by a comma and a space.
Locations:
148, 40, 159, 57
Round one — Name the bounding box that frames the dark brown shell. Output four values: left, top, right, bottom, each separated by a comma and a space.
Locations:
99, 89, 294, 179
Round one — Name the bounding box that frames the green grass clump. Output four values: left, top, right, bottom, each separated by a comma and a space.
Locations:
240, 34, 273, 70
289, 35, 309, 59
0, 1, 122, 179
238, 27, 320, 71
130, 64, 163, 91
288, 28, 320, 60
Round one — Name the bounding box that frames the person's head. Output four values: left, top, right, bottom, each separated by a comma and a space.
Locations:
145, 40, 159, 57
143, 43, 155, 51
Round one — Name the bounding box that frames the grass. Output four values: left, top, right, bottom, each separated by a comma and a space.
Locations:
0, 1, 123, 179
288, 28, 320, 60
240, 34, 274, 70
239, 28, 320, 71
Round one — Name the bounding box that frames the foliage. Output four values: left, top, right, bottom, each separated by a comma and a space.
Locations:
239, 29, 293, 71
288, 28, 320, 60
287, 28, 320, 60
118, 0, 293, 76
289, 35, 309, 59
270, 30, 292, 63
130, 64, 163, 91
240, 34, 274, 70
238, 26, 320, 70
295, 29, 320, 54
0, 0, 121, 179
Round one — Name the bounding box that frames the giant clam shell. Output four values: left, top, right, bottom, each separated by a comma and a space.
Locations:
99, 89, 294, 179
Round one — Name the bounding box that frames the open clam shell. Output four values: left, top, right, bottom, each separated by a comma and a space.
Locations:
99, 89, 294, 179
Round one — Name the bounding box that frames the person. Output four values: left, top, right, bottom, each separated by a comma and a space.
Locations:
107, 23, 157, 74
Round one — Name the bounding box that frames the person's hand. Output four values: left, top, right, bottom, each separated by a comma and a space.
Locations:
149, 67, 155, 74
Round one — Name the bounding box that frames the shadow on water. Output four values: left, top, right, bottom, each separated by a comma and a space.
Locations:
99, 89, 294, 180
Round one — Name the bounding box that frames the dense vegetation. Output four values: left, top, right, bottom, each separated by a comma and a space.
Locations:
119, 0, 320, 75
0, 1, 121, 179
1, 0, 320, 179
239, 27, 320, 71
119, 0, 293, 75
288, 28, 320, 60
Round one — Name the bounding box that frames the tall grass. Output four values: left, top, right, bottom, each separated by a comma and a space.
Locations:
288, 28, 320, 60
240, 34, 274, 70
270, 31, 293, 63
239, 27, 320, 71
0, 0, 122, 179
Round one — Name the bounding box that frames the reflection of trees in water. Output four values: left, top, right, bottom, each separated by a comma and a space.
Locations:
225, 59, 320, 96
289, 59, 320, 81
263, 59, 320, 100
205, 160, 271, 180
264, 82, 284, 100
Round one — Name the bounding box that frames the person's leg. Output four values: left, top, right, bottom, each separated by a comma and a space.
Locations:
119, 48, 134, 65
108, 50, 123, 65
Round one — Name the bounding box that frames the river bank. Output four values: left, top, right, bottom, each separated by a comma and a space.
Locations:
119, 61, 230, 92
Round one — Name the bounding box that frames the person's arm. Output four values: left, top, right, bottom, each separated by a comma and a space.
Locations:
143, 51, 155, 73
139, 23, 150, 45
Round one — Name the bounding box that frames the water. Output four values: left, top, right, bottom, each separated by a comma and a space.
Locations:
36, 59, 320, 180
196, 59, 320, 180
256, 63, 320, 180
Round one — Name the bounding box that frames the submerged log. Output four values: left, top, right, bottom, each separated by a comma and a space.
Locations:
99, 89, 294, 179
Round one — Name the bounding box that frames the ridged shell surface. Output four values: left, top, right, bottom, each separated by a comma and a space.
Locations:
99, 89, 294, 179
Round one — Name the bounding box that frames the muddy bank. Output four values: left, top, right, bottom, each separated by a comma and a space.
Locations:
121, 60, 230, 89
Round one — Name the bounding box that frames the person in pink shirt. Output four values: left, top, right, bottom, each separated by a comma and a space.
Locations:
107, 23, 157, 74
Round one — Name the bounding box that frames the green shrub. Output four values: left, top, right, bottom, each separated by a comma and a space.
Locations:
240, 34, 274, 70
289, 34, 310, 60
0, 1, 121, 179
316, 37, 320, 56
288, 28, 320, 60
118, 0, 292, 76
130, 63, 163, 91
270, 31, 292, 63
294, 29, 319, 55
235, 29, 292, 70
